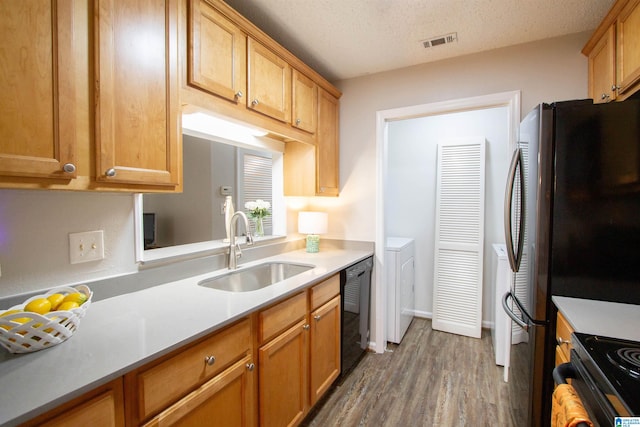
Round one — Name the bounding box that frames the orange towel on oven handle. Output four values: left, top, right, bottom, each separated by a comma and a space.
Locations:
552, 384, 594, 427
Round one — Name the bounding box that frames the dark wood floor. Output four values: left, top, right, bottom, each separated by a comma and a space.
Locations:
303, 318, 513, 426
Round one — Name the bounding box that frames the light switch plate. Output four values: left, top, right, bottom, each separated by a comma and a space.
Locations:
69, 230, 105, 264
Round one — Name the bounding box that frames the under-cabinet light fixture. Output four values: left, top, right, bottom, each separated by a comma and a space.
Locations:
182, 112, 268, 139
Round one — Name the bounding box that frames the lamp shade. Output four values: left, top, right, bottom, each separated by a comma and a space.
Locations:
298, 212, 328, 235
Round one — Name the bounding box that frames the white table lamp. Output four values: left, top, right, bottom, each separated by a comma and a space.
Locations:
298, 212, 328, 253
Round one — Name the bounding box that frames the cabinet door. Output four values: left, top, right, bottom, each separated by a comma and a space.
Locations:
258, 319, 308, 427
95, 0, 180, 187
292, 70, 317, 133
617, 0, 640, 96
187, 0, 246, 103
316, 88, 339, 196
588, 24, 616, 103
22, 378, 125, 427
309, 295, 341, 406
143, 356, 256, 427
247, 38, 291, 123
0, 0, 76, 180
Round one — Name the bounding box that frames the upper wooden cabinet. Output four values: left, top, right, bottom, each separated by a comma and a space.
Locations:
247, 38, 292, 123
617, 0, 640, 96
180, 0, 341, 161
584, 0, 640, 102
292, 70, 318, 134
95, 0, 181, 187
587, 25, 617, 103
187, 0, 246, 104
316, 88, 340, 196
0, 1, 77, 180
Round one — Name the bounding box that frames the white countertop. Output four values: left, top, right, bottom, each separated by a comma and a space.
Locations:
553, 296, 640, 342
0, 248, 372, 427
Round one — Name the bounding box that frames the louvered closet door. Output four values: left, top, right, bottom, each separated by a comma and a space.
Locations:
432, 139, 486, 338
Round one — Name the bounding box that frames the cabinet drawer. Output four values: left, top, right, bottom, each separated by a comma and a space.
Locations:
135, 318, 251, 421
259, 292, 306, 344
556, 312, 574, 363
310, 274, 340, 310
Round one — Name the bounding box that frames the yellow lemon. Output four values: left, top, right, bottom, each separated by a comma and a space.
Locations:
57, 301, 80, 311
47, 294, 65, 310
0, 309, 23, 318
0, 316, 30, 331
24, 298, 51, 315
62, 292, 87, 306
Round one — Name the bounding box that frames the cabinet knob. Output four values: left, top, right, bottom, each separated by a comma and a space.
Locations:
105, 168, 116, 177
251, 99, 259, 106
246, 362, 255, 372
62, 163, 76, 173
601, 93, 610, 100
235, 91, 243, 98
320, 187, 326, 193
314, 315, 321, 321
611, 84, 620, 92
557, 337, 570, 346
295, 118, 301, 125
205, 355, 216, 366
303, 324, 310, 330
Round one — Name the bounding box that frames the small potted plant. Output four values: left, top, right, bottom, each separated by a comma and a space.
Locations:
245, 199, 271, 237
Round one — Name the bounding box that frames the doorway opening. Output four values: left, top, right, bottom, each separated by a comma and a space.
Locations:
373, 91, 521, 353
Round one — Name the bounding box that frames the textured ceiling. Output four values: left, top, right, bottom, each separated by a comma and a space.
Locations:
224, 0, 615, 82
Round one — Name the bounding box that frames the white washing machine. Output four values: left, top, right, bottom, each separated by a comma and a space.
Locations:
491, 243, 511, 382
386, 237, 415, 344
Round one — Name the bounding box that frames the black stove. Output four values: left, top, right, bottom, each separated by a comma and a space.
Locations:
571, 333, 640, 425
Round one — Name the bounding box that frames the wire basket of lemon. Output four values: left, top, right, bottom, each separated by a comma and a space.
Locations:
0, 285, 92, 354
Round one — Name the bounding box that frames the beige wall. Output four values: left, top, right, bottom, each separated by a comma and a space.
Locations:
307, 31, 590, 243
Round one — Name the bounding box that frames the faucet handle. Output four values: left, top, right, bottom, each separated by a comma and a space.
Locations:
245, 232, 254, 246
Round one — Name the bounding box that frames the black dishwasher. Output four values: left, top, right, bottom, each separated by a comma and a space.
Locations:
339, 256, 373, 379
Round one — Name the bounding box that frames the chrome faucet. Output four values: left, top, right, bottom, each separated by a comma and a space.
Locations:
228, 211, 254, 269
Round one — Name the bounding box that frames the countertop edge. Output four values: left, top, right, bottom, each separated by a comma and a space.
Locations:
553, 296, 640, 342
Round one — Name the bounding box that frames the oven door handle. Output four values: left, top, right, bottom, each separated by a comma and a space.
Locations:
553, 362, 577, 385
502, 291, 529, 332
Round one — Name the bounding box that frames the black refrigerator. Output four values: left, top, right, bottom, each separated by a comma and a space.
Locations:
502, 98, 640, 427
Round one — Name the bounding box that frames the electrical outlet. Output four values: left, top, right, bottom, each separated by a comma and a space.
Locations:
69, 230, 105, 264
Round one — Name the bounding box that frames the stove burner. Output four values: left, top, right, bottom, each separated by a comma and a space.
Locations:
607, 347, 640, 380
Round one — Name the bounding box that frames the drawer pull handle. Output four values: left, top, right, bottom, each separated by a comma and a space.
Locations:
205, 355, 216, 366
303, 324, 310, 330
246, 363, 255, 372
557, 337, 570, 346
314, 315, 321, 321
63, 163, 76, 173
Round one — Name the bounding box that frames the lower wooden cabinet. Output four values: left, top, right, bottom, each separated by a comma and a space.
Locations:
257, 275, 341, 427
20, 378, 125, 427
555, 312, 574, 366
258, 319, 309, 427
309, 295, 341, 406
126, 318, 255, 426
143, 355, 256, 427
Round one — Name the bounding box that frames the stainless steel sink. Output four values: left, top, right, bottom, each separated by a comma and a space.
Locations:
198, 262, 314, 292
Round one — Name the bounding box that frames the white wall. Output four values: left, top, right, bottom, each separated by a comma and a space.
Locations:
386, 107, 509, 321
309, 32, 590, 242
0, 190, 136, 297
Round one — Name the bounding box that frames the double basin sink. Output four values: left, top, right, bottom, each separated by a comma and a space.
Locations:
198, 262, 314, 292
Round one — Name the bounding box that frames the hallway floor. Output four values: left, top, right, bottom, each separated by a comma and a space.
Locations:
303, 318, 513, 426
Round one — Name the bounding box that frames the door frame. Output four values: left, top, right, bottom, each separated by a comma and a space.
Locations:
373, 90, 520, 353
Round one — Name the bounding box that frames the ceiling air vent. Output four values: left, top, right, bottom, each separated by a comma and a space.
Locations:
422, 32, 458, 48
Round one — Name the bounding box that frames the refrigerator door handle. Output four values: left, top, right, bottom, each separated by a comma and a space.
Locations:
504, 148, 526, 273
502, 291, 529, 332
